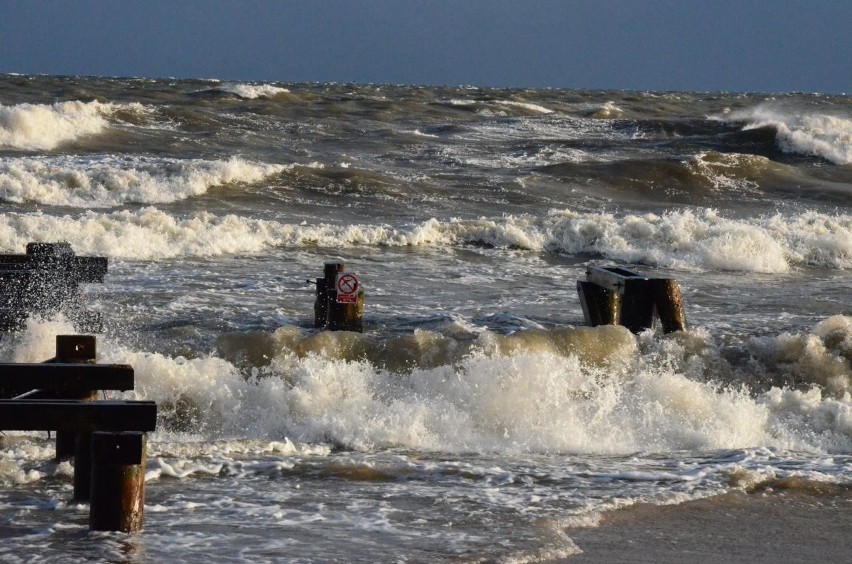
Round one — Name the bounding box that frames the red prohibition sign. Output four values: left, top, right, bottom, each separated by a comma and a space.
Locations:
337, 273, 359, 295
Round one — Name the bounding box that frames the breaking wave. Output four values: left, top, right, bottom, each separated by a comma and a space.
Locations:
445, 98, 553, 116
0, 156, 288, 207
217, 83, 291, 99
723, 105, 852, 165
0, 100, 145, 151
0, 207, 849, 270
3, 315, 848, 454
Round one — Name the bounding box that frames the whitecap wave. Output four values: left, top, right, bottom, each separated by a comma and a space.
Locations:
0, 100, 143, 151
4, 315, 847, 455
494, 100, 553, 114
218, 83, 290, 99
0, 156, 288, 207
0, 207, 849, 270
724, 105, 852, 165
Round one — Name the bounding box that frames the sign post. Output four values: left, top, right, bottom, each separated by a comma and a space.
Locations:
311, 262, 364, 332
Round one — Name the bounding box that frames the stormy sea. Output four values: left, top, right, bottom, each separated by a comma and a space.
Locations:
0, 75, 849, 562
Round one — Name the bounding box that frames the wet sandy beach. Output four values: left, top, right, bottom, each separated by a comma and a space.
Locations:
564, 489, 851, 563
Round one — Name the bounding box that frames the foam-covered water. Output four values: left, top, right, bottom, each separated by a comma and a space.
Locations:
0, 76, 850, 561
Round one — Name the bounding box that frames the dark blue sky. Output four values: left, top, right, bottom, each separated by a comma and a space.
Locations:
2, 0, 850, 93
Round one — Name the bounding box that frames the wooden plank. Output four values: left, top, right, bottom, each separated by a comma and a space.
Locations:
0, 261, 106, 282
26, 242, 74, 257
0, 270, 34, 282
0, 400, 157, 432
0, 364, 135, 394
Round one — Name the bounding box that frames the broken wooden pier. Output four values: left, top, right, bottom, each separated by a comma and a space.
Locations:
0, 242, 107, 332
0, 335, 156, 532
577, 266, 686, 333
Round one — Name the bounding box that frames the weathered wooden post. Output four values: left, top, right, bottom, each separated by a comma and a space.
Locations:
313, 262, 363, 332
576, 280, 619, 326
619, 277, 657, 334
54, 335, 98, 461
313, 262, 343, 328
73, 432, 94, 501
89, 431, 147, 532
652, 278, 687, 333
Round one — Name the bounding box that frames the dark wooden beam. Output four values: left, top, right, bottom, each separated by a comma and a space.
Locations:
0, 400, 157, 432
0, 363, 134, 395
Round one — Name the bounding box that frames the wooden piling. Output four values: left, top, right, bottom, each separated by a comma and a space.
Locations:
314, 262, 343, 328
619, 278, 657, 334
315, 262, 363, 332
73, 431, 93, 501
577, 280, 619, 326
54, 335, 98, 460
89, 432, 147, 532
313, 277, 328, 328
652, 278, 687, 333
578, 266, 687, 334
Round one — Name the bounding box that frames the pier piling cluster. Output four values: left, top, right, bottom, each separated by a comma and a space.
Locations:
577, 266, 687, 333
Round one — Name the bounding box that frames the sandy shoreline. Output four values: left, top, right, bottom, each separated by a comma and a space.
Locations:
562, 489, 851, 563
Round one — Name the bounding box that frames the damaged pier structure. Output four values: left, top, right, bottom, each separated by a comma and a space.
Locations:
577, 266, 687, 334
0, 336, 156, 532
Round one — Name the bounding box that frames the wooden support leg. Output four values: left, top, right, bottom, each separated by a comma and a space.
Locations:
577, 280, 620, 326
73, 431, 93, 501
326, 294, 363, 332
653, 278, 687, 333
55, 335, 97, 461
313, 278, 328, 328
89, 432, 147, 533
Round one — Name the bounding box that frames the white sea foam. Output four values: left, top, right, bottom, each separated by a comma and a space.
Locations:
686, 152, 765, 193
0, 100, 143, 150
724, 105, 852, 165
494, 100, 553, 114
589, 101, 624, 118
445, 99, 553, 115
2, 317, 848, 455
0, 207, 849, 270
0, 156, 288, 207
218, 83, 291, 99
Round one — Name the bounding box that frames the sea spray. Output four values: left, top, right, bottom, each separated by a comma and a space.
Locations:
1, 314, 843, 454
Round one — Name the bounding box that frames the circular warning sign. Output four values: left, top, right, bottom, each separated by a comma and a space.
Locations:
336, 273, 359, 303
